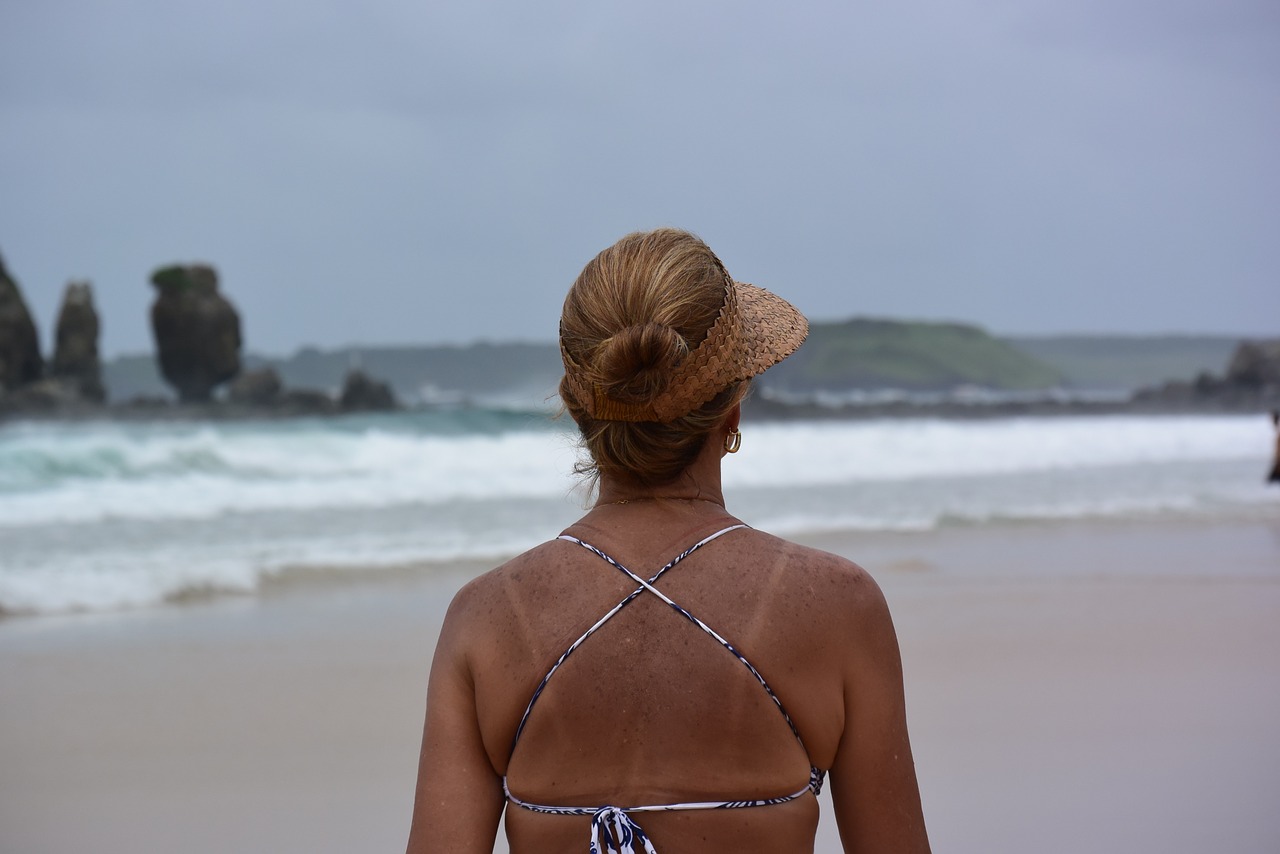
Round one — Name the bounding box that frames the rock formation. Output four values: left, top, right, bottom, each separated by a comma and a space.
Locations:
339, 369, 398, 412
1134, 338, 1280, 409
227, 367, 283, 406
1225, 340, 1280, 390
0, 253, 44, 393
280, 388, 337, 415
149, 264, 241, 402
50, 281, 105, 402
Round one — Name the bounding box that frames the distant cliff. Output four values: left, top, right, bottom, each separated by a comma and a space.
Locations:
98, 321, 1259, 406
763, 318, 1062, 393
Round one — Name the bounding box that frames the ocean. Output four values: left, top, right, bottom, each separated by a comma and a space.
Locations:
1, 409, 1275, 616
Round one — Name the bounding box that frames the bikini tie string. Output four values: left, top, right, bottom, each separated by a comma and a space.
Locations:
809, 764, 826, 796
590, 806, 658, 854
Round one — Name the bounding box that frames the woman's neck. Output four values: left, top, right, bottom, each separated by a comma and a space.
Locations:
595, 442, 728, 508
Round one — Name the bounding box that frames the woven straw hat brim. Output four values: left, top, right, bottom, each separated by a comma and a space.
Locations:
560, 278, 808, 423
732, 281, 809, 384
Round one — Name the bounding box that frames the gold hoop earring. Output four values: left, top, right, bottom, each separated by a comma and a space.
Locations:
724, 428, 742, 454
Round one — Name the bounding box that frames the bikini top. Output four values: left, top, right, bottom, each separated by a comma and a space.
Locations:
502, 524, 826, 854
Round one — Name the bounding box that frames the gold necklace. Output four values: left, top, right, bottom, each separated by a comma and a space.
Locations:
597, 495, 725, 508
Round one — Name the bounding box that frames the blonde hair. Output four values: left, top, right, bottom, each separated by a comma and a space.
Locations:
559, 228, 746, 487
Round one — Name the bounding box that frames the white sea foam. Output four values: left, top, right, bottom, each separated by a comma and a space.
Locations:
1, 412, 1275, 615
723, 415, 1264, 486
0, 418, 581, 526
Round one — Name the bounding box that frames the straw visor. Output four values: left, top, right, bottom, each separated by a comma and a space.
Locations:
560, 278, 808, 423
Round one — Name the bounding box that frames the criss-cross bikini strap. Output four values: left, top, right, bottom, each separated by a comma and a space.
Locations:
558, 528, 811, 753
508, 525, 749, 752
503, 524, 827, 852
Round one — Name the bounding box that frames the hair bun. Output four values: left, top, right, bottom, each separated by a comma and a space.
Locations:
594, 323, 689, 404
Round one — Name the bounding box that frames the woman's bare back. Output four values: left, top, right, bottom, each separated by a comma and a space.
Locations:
441, 509, 894, 853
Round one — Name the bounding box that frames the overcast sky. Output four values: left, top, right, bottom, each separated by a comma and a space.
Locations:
2, 0, 1277, 357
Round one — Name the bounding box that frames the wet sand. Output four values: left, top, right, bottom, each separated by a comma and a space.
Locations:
1, 517, 1278, 853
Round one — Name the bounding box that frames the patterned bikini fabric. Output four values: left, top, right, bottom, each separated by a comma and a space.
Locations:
503, 524, 825, 854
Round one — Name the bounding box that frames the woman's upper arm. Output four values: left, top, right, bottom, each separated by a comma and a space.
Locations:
406, 586, 505, 854
828, 570, 931, 853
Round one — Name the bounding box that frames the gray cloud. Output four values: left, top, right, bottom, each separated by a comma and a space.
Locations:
2, 0, 1276, 356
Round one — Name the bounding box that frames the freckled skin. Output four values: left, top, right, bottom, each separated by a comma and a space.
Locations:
407, 408, 931, 853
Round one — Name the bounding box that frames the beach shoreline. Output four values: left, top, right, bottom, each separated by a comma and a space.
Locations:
2, 515, 1278, 853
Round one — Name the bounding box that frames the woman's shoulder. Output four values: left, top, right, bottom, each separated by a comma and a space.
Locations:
734, 529, 892, 631
746, 527, 881, 589
436, 538, 595, 662
444, 539, 565, 619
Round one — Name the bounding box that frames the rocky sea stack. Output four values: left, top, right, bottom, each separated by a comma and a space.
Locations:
50, 281, 105, 402
149, 264, 242, 402
0, 253, 44, 393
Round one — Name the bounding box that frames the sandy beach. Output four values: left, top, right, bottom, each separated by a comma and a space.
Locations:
2, 516, 1278, 854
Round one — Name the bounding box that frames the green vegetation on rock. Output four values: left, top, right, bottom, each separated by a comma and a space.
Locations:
148, 266, 190, 293
765, 318, 1063, 392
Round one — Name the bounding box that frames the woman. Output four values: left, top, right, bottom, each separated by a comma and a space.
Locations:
407, 229, 930, 853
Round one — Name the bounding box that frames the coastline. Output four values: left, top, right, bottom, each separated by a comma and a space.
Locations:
1, 516, 1278, 853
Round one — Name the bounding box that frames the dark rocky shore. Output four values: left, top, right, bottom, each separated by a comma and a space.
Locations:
751, 341, 1280, 421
